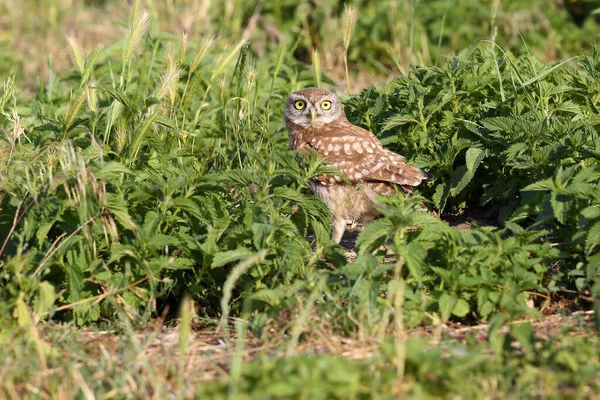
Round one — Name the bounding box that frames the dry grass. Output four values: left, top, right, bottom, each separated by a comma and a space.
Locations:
3, 308, 590, 398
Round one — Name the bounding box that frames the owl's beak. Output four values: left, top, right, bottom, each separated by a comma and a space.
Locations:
310, 109, 317, 122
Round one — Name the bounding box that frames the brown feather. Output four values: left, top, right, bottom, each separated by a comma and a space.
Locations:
284, 87, 432, 243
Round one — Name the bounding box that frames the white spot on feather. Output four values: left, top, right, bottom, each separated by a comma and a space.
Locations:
343, 143, 351, 155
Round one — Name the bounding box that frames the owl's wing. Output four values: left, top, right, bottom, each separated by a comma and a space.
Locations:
300, 123, 432, 187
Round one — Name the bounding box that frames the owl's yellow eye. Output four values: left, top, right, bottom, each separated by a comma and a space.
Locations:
294, 100, 306, 110
321, 100, 332, 110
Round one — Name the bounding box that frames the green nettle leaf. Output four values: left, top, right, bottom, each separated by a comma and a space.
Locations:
94, 161, 132, 180
172, 197, 203, 220
432, 184, 450, 211
142, 211, 160, 237
36, 221, 55, 246
249, 288, 283, 307
146, 234, 180, 250
382, 114, 418, 130
452, 298, 470, 317
356, 219, 389, 255
438, 292, 457, 322
105, 193, 137, 230
479, 301, 495, 318
521, 179, 556, 192
252, 222, 275, 248
586, 221, 600, 255
398, 242, 426, 282
212, 248, 254, 269
465, 146, 487, 173
3, 13, 600, 346
449, 165, 469, 196
550, 193, 572, 224
449, 146, 486, 197
555, 350, 579, 372
35, 281, 56, 318
98, 86, 136, 113
511, 322, 535, 352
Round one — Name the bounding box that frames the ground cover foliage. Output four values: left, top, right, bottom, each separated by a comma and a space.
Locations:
0, 0, 599, 398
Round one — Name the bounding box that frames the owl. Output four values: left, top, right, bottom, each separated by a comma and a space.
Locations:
284, 87, 432, 243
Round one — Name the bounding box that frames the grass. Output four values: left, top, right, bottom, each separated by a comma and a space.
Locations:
0, 0, 600, 398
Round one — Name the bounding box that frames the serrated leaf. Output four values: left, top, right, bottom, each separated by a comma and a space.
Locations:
438, 292, 456, 322
382, 114, 418, 130
98, 86, 135, 113
249, 288, 282, 306
432, 184, 450, 211
146, 234, 179, 250
172, 197, 203, 219
356, 219, 389, 255
252, 222, 275, 248
154, 116, 177, 129
35, 281, 56, 318
550, 193, 571, 224
452, 298, 470, 317
449, 165, 469, 197
36, 221, 55, 245
586, 221, 600, 255
465, 146, 486, 173
397, 242, 426, 282
105, 193, 137, 230
581, 206, 600, 220
449, 147, 485, 197
521, 178, 556, 192
94, 161, 132, 180
142, 211, 160, 237
212, 248, 254, 269
16, 299, 33, 327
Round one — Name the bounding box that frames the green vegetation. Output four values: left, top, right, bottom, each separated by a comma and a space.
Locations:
0, 0, 599, 398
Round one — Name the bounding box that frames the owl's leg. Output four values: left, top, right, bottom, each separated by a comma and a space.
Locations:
331, 217, 347, 243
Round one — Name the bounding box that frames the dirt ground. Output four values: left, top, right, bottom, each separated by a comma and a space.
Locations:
41, 307, 594, 391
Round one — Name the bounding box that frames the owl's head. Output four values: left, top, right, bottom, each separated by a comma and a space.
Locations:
284, 88, 345, 128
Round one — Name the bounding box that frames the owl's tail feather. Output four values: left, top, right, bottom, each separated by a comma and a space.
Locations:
368, 162, 432, 187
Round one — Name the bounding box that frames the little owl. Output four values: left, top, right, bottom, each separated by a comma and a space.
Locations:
284, 87, 432, 243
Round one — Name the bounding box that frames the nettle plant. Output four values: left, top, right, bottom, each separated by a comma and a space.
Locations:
339, 46, 600, 326
0, 7, 343, 325
0, 1, 598, 331
345, 47, 600, 220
